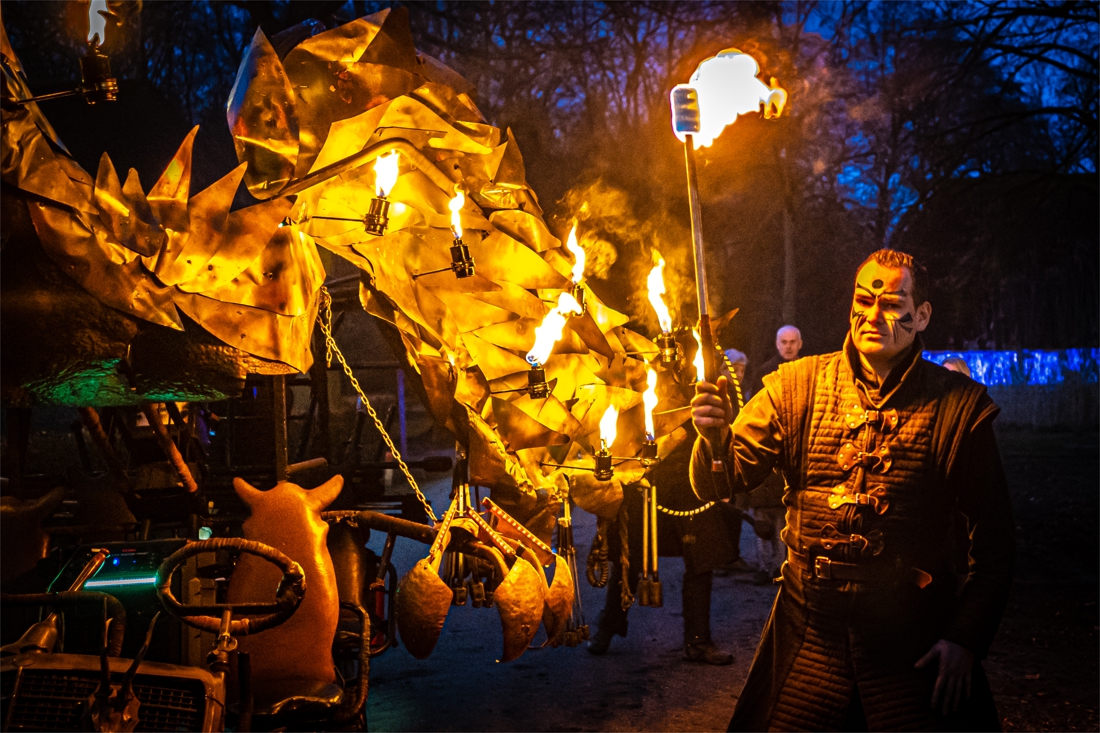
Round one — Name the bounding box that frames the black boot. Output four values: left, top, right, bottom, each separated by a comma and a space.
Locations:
682, 569, 733, 665
684, 636, 734, 665
587, 561, 632, 655
586, 609, 628, 655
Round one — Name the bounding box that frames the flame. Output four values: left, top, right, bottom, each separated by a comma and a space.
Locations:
565, 220, 585, 284
526, 291, 583, 366
643, 368, 659, 440
449, 185, 465, 239
674, 49, 787, 148
87, 0, 108, 46
692, 328, 705, 383
374, 152, 399, 197
647, 252, 673, 333
599, 404, 619, 450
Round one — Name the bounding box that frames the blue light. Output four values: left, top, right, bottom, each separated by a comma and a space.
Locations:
925, 349, 1100, 386
112, 558, 120, 566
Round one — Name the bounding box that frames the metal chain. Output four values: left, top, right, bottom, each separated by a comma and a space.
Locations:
721, 351, 745, 410
656, 501, 715, 517
318, 287, 437, 523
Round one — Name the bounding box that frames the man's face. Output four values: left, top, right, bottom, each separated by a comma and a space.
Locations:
849, 261, 931, 362
776, 330, 802, 361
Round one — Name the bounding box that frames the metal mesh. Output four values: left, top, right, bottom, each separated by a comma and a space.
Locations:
2, 668, 204, 732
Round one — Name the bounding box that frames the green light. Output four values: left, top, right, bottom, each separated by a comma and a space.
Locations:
84, 576, 158, 588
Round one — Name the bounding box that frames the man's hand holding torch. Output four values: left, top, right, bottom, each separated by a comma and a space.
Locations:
692, 376, 734, 454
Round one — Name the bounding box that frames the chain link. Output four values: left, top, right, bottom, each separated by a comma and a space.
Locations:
318, 287, 437, 523
721, 351, 745, 411
656, 501, 715, 517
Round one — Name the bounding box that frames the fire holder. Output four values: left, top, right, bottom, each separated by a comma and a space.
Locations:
656, 332, 679, 365
413, 238, 476, 280
363, 196, 391, 236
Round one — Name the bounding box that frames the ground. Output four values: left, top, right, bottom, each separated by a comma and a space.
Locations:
365, 427, 1099, 732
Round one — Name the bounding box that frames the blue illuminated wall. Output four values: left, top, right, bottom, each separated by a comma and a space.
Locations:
924, 349, 1099, 429
924, 349, 1100, 386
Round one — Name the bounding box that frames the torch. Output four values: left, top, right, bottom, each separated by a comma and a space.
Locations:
413, 185, 477, 280
670, 49, 787, 378
13, 0, 120, 107
637, 368, 662, 606
593, 406, 618, 481
647, 252, 679, 365
364, 152, 399, 236
670, 49, 786, 470
522, 291, 583, 398
640, 368, 659, 463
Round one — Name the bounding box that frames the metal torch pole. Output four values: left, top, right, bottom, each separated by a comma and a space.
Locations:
683, 134, 725, 473
683, 135, 719, 385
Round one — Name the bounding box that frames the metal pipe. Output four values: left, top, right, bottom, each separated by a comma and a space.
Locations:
683, 135, 719, 385
272, 377, 289, 482
140, 404, 199, 493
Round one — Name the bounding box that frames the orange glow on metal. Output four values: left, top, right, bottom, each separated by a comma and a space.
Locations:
374, 152, 399, 197
647, 252, 673, 333
526, 291, 583, 366
643, 368, 658, 439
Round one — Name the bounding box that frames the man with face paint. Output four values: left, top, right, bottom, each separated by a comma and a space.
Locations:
690, 249, 1015, 731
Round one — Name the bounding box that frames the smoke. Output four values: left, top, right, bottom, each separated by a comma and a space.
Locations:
556, 179, 696, 334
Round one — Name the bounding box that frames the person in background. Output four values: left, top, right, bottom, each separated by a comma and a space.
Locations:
751, 325, 803, 396
942, 356, 973, 378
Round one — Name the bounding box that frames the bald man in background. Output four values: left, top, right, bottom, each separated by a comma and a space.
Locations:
751, 325, 803, 396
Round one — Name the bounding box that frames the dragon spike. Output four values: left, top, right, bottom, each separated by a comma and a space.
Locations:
94, 153, 165, 258
154, 163, 246, 285
147, 125, 198, 234
119, 611, 160, 704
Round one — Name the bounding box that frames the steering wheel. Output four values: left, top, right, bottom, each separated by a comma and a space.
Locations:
156, 538, 306, 635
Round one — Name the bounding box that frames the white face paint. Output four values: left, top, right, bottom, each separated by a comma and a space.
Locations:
849, 262, 931, 365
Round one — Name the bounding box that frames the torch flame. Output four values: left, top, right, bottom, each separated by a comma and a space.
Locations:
565, 220, 585, 285
87, 0, 109, 46
374, 152, 399, 197
526, 291, 583, 366
643, 368, 659, 440
647, 252, 673, 334
692, 328, 705, 383
675, 49, 788, 148
599, 404, 619, 451
449, 185, 465, 239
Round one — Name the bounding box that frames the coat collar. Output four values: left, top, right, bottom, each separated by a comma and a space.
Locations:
842, 333, 925, 409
